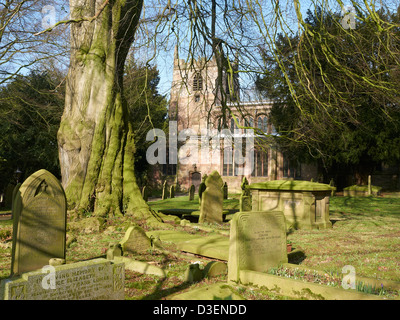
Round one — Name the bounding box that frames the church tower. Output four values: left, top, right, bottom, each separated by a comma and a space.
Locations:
169, 46, 240, 134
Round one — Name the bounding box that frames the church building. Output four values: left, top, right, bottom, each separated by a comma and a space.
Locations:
149, 49, 318, 193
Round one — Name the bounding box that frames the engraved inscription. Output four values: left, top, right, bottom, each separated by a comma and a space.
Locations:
11, 284, 26, 300
237, 212, 287, 272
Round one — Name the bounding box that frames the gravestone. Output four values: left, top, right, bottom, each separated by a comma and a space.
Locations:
198, 183, 206, 204
198, 174, 207, 204
162, 181, 168, 200
199, 171, 224, 224
189, 184, 195, 201
203, 261, 228, 278
106, 242, 123, 260
4, 183, 15, 209
11, 169, 67, 276
11, 183, 21, 218
223, 182, 228, 200
119, 224, 151, 254
239, 177, 251, 211
1, 258, 124, 300
329, 179, 335, 196
141, 186, 149, 202
228, 211, 288, 283
368, 175, 372, 196
183, 263, 204, 283
170, 185, 175, 198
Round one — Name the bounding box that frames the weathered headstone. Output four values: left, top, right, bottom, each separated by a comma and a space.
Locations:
198, 182, 206, 204
1, 258, 124, 300
223, 182, 228, 200
203, 261, 228, 278
119, 224, 151, 254
4, 183, 15, 209
228, 211, 288, 283
239, 177, 251, 211
198, 174, 207, 204
189, 184, 195, 201
170, 185, 175, 198
106, 242, 123, 260
11, 183, 21, 218
162, 181, 168, 200
199, 171, 224, 224
329, 179, 336, 196
11, 169, 67, 276
183, 263, 204, 283
368, 175, 372, 196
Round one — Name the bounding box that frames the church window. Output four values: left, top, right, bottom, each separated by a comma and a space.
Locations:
193, 72, 203, 91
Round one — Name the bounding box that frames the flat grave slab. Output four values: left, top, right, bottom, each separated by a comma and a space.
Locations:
146, 230, 229, 261
176, 235, 229, 261
1, 258, 124, 300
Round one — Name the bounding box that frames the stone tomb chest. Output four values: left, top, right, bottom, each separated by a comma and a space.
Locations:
249, 180, 334, 230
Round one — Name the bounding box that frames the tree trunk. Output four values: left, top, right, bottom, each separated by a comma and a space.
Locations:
58, 0, 153, 219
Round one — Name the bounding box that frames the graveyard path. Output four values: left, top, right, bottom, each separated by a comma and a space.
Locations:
0, 213, 11, 220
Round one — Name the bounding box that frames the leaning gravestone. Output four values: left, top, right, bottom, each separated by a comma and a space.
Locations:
228, 211, 288, 283
239, 177, 251, 211
162, 181, 168, 200
119, 224, 151, 254
189, 184, 195, 201
199, 171, 224, 224
11, 169, 67, 276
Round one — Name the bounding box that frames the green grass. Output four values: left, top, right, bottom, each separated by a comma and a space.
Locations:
288, 196, 400, 282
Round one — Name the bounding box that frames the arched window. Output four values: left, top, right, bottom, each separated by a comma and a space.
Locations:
248, 117, 254, 128
193, 72, 203, 91
230, 118, 235, 132
257, 117, 263, 130
263, 117, 268, 133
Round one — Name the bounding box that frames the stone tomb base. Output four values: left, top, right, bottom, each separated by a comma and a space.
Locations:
1, 258, 124, 300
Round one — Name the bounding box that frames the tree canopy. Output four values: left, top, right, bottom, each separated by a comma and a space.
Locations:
0, 70, 64, 190
256, 5, 400, 183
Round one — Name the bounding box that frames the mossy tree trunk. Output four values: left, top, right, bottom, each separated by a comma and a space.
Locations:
58, 0, 153, 219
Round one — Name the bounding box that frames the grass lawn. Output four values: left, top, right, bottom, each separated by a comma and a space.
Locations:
289, 196, 400, 282
1, 194, 400, 299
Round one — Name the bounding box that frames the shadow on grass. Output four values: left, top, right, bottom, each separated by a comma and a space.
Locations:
140, 278, 194, 300
288, 249, 306, 265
